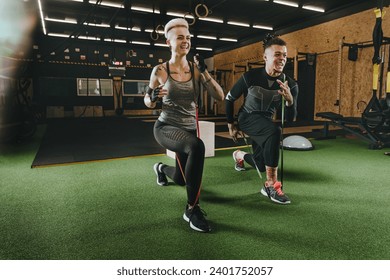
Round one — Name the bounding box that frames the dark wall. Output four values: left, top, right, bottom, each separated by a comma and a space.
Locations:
27, 36, 173, 111
296, 58, 316, 121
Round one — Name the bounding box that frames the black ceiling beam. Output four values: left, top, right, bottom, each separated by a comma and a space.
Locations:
214, 0, 376, 55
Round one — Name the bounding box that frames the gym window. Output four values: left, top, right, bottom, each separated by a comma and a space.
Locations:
122, 80, 149, 97
77, 78, 113, 96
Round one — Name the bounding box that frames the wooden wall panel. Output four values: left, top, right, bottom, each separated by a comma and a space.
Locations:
314, 52, 339, 114
340, 46, 374, 117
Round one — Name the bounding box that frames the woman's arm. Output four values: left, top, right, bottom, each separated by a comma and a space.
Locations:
193, 54, 224, 101
144, 65, 167, 108
199, 70, 224, 101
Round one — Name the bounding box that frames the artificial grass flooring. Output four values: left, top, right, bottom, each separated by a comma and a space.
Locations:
0, 126, 389, 260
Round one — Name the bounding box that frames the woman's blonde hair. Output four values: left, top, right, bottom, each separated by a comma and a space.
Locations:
164, 18, 189, 39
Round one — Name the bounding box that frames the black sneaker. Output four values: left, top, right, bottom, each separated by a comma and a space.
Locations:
260, 181, 291, 204
183, 205, 211, 233
153, 162, 168, 186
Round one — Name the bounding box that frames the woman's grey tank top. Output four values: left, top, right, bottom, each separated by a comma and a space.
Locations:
158, 62, 199, 131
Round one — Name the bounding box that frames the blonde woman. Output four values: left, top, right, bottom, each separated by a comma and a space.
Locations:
144, 18, 224, 232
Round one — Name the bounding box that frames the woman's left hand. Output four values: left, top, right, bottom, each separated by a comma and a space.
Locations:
194, 53, 206, 73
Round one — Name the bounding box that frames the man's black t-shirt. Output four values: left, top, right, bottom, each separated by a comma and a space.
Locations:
225, 68, 298, 123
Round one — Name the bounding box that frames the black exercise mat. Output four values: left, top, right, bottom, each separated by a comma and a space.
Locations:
32, 116, 330, 167
32, 117, 239, 167
31, 117, 165, 167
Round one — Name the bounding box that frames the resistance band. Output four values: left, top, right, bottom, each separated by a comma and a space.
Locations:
176, 61, 203, 207
242, 134, 263, 180
280, 74, 287, 187
280, 95, 285, 186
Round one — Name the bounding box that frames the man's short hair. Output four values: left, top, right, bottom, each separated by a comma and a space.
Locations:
164, 18, 189, 39
263, 34, 286, 50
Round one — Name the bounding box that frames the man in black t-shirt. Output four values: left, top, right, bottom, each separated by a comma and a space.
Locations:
225, 35, 298, 205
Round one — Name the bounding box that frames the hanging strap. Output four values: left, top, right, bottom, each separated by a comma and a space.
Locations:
387, 45, 390, 95
372, 5, 384, 93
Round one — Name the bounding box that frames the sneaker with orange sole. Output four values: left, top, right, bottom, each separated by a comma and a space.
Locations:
260, 181, 291, 204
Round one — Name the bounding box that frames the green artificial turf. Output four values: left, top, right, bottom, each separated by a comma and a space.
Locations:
0, 126, 389, 260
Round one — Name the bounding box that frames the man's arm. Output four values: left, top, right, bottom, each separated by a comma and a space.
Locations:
225, 75, 246, 142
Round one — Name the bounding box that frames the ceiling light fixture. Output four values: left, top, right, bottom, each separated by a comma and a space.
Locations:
115, 25, 129, 30
197, 35, 217, 40
227, 21, 250, 27
219, 38, 238, 42
154, 43, 169, 48
131, 27, 142, 32
253, 24, 273, 30
273, 0, 299, 8
167, 11, 194, 19
132, 41, 150, 46
196, 47, 213, 51
145, 28, 164, 35
37, 0, 46, 35
78, 35, 100, 41
83, 22, 110, 28
302, 5, 325, 13
115, 25, 141, 32
89, 0, 123, 8
45, 17, 77, 24
199, 17, 223, 23
131, 6, 160, 14
104, 38, 127, 43
47, 33, 69, 38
